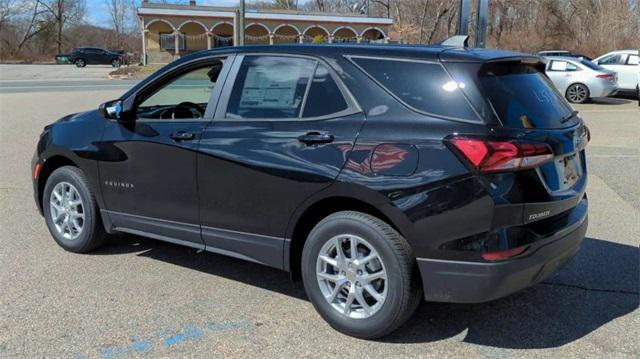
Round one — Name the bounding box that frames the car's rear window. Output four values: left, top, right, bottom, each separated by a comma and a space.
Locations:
478, 63, 575, 129
350, 57, 479, 121
580, 59, 605, 71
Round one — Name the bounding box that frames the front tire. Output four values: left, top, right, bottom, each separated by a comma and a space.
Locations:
43, 166, 106, 253
566, 83, 590, 103
75, 58, 86, 68
301, 211, 421, 339
111, 59, 120, 68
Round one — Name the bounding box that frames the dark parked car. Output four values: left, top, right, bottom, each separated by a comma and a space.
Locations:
32, 41, 589, 339
69, 47, 123, 68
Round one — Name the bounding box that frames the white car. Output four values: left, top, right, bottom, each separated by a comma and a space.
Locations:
593, 50, 639, 94
543, 57, 617, 103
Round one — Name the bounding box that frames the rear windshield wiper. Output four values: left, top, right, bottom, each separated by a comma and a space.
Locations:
560, 110, 579, 123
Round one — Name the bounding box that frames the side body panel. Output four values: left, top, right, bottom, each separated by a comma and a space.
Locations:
197, 53, 366, 268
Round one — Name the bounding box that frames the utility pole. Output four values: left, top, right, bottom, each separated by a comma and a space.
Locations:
238, 0, 245, 46
475, 0, 489, 48
457, 0, 470, 35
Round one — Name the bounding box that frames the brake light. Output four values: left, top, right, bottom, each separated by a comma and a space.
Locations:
596, 74, 614, 80
482, 246, 527, 261
447, 136, 554, 173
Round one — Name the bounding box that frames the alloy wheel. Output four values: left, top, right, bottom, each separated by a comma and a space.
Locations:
567, 84, 588, 103
49, 181, 85, 240
316, 234, 387, 319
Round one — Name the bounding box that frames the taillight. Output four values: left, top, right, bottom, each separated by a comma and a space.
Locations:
596, 74, 615, 82
446, 136, 554, 174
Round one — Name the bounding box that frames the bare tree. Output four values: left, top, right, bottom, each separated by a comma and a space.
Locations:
36, 0, 85, 54
105, 0, 132, 48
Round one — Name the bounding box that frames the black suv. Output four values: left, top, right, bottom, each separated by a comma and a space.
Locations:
32, 42, 589, 338
69, 47, 123, 68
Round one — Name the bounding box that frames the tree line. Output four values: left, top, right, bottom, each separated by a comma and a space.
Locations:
1, 0, 638, 63
0, 0, 138, 61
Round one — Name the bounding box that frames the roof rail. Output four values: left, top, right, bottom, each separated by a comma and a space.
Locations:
440, 35, 469, 48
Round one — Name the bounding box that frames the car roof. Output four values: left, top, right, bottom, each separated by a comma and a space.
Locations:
176, 43, 540, 65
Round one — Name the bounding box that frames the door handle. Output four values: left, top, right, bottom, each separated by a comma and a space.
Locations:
170, 131, 195, 141
298, 132, 334, 145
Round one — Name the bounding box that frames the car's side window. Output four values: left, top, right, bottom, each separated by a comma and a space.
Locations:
136, 59, 225, 120
599, 54, 624, 65
549, 60, 569, 71
226, 56, 316, 119
626, 55, 639, 66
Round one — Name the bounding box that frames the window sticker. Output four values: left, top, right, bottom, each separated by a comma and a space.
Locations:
550, 61, 568, 71
240, 65, 303, 109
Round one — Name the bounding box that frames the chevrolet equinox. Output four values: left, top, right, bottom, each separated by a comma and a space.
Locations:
32, 41, 589, 339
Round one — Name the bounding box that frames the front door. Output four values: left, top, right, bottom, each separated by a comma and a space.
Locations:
99, 56, 231, 247
197, 54, 365, 268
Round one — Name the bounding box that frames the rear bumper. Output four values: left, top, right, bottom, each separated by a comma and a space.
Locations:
417, 212, 588, 303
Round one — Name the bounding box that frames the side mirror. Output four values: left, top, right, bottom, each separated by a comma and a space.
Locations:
99, 99, 132, 122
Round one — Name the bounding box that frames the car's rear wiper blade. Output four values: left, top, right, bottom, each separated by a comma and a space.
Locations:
560, 110, 579, 123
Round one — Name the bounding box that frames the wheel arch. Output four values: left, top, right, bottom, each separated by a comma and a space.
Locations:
36, 155, 79, 212
285, 194, 409, 281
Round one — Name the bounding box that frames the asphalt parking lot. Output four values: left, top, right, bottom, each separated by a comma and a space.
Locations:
0, 65, 638, 358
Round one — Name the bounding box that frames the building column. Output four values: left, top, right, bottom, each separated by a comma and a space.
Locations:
174, 31, 181, 57
206, 32, 212, 49
298, 34, 304, 44
141, 29, 148, 66
356, 36, 362, 44
268, 33, 274, 45
384, 37, 389, 44
328, 35, 334, 44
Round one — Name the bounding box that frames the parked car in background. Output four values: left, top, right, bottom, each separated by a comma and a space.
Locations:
593, 50, 639, 95
538, 50, 592, 61
544, 56, 617, 103
69, 47, 123, 68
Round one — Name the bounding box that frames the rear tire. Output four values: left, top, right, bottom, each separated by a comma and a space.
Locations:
301, 211, 422, 339
75, 58, 86, 68
111, 59, 120, 68
43, 166, 107, 253
566, 83, 590, 103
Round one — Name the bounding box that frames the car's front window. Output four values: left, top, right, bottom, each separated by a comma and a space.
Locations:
136, 59, 225, 120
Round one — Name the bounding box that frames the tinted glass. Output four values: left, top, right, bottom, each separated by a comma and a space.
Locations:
302, 64, 348, 118
599, 54, 624, 65
352, 58, 477, 120
580, 59, 605, 71
227, 56, 315, 119
478, 63, 574, 129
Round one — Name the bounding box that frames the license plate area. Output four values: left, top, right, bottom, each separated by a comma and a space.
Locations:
556, 153, 583, 190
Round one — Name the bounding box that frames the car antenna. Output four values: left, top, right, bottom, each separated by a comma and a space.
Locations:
440, 35, 470, 48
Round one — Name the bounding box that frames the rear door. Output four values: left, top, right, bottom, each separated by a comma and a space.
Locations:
621, 53, 639, 90
196, 54, 364, 268
546, 60, 579, 94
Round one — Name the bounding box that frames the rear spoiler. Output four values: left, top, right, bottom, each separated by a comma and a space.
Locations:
484, 56, 547, 72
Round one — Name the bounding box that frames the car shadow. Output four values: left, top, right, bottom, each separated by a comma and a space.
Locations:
590, 97, 632, 105
92, 236, 638, 348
